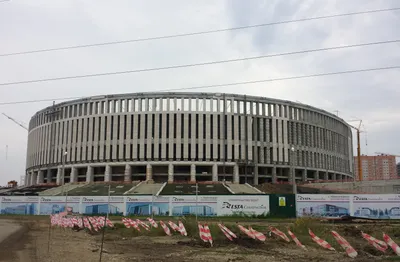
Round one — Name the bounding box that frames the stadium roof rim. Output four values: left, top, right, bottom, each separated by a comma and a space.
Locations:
37, 92, 346, 123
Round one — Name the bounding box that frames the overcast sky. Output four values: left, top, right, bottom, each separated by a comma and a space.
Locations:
0, 0, 399, 186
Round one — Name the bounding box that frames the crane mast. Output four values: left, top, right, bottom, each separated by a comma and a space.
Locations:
347, 120, 363, 181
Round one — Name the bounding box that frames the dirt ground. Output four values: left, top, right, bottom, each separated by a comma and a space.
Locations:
1, 217, 400, 262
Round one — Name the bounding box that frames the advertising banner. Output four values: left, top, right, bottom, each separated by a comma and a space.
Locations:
217, 195, 269, 216
3, 194, 397, 220
38, 196, 80, 215
296, 194, 350, 218
352, 194, 400, 219
126, 196, 169, 216
0, 196, 39, 215
81, 196, 124, 215
170, 196, 218, 217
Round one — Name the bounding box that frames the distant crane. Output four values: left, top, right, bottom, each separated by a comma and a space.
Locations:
347, 119, 364, 181
2, 113, 28, 130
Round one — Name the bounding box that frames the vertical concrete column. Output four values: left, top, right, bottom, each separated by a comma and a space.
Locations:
37, 170, 44, 184
56, 167, 62, 185
313, 171, 318, 180
324, 171, 329, 181
27, 172, 32, 186
105, 165, 112, 182
24, 174, 29, 186
168, 163, 174, 183
31, 172, 37, 185
253, 165, 259, 185
86, 166, 94, 183
26, 173, 31, 186
124, 164, 132, 183
233, 164, 239, 184
301, 169, 307, 182
332, 173, 337, 181
288, 168, 294, 183
212, 164, 218, 182
146, 164, 153, 181
271, 166, 277, 184
30, 172, 35, 185
70, 167, 78, 183
46, 168, 52, 184
190, 164, 196, 182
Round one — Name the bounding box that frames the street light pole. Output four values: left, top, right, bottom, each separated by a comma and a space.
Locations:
291, 147, 296, 194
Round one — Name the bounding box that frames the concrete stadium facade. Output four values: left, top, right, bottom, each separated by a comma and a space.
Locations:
25, 92, 354, 186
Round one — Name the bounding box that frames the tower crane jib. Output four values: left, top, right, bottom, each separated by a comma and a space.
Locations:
2, 113, 28, 131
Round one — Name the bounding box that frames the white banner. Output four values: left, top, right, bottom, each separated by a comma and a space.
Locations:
170, 195, 218, 216
38, 196, 80, 215
81, 196, 125, 215
352, 194, 400, 219
217, 196, 269, 216
0, 195, 270, 217
125, 196, 169, 216
0, 196, 39, 215
296, 194, 350, 218
2, 194, 400, 219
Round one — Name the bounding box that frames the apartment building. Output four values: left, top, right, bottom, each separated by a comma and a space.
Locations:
354, 154, 397, 181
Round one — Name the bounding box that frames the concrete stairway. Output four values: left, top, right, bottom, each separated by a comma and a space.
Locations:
125, 182, 164, 195
224, 183, 263, 194
39, 183, 86, 196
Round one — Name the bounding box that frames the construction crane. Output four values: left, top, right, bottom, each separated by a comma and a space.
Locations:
375, 152, 400, 157
347, 119, 363, 181
2, 113, 28, 130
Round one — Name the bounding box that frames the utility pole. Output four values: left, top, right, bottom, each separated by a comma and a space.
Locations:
222, 93, 226, 182
244, 95, 248, 184
151, 186, 154, 220
291, 147, 296, 194
99, 184, 111, 262
195, 183, 199, 222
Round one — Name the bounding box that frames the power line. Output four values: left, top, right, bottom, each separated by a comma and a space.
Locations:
0, 65, 398, 106
0, 39, 398, 87
1, 7, 399, 57
0, 97, 83, 105
164, 66, 400, 92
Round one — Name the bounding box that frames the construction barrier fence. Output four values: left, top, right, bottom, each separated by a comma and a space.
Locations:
1, 194, 400, 219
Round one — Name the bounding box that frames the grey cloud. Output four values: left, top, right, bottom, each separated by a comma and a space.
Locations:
0, 0, 399, 185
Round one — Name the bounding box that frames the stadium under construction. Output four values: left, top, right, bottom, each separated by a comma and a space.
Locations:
23, 92, 354, 186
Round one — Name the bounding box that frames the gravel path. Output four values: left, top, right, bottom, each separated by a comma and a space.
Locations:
0, 220, 21, 243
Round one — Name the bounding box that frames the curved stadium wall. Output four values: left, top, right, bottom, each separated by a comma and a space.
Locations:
25, 92, 354, 186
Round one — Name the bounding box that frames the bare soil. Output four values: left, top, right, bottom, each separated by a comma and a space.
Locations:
1, 217, 400, 262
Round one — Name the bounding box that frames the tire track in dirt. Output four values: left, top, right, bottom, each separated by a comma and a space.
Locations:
0, 220, 34, 262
